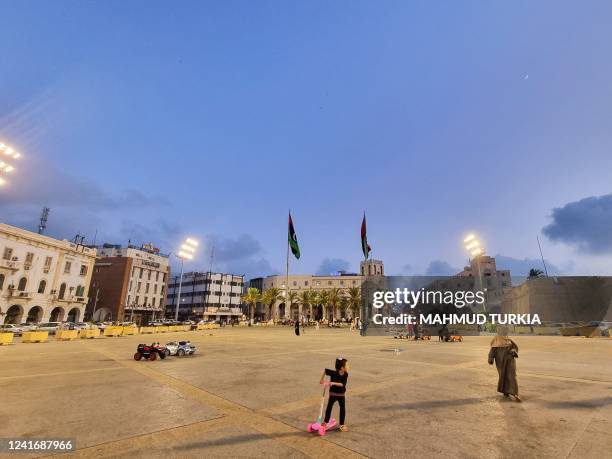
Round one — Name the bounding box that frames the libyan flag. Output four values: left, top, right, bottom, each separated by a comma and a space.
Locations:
361, 213, 371, 259
288, 212, 300, 259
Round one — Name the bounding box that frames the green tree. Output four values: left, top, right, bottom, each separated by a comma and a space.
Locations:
287, 291, 299, 320
328, 287, 344, 322
298, 289, 314, 321
529, 268, 544, 279
316, 290, 330, 321
346, 286, 361, 319
241, 287, 261, 323
261, 287, 283, 322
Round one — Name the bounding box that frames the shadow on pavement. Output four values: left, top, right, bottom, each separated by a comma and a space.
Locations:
174, 432, 301, 450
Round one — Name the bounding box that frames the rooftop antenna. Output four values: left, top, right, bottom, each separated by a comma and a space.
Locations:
38, 207, 50, 234
209, 244, 215, 274
536, 235, 549, 277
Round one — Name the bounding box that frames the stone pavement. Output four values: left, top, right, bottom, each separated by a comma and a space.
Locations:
0, 327, 610, 458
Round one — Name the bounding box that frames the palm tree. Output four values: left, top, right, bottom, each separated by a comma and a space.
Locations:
346, 286, 361, 319
261, 287, 282, 322
529, 268, 544, 279
241, 287, 261, 323
327, 287, 344, 322
287, 291, 299, 320
316, 290, 330, 322
298, 289, 314, 321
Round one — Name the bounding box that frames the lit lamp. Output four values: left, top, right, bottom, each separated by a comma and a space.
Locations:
464, 234, 487, 312
0, 143, 21, 187
174, 238, 198, 321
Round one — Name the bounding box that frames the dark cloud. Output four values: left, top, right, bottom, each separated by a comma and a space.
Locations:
197, 234, 278, 280
543, 194, 612, 253
493, 254, 567, 277
0, 159, 165, 210
425, 260, 459, 276
316, 258, 351, 275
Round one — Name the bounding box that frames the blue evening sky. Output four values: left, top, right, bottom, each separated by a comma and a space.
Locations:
1, 1, 612, 278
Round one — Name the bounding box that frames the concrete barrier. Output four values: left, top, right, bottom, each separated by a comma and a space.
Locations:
79, 329, 100, 339
103, 326, 123, 337
196, 324, 206, 331
22, 331, 49, 343
121, 326, 138, 336
140, 326, 155, 334
56, 330, 79, 341
0, 333, 14, 345
157, 326, 169, 333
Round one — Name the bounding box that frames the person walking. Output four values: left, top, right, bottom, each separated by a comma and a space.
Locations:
295, 318, 300, 336
488, 326, 521, 402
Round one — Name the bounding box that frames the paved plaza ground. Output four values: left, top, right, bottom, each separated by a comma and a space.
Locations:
0, 327, 611, 458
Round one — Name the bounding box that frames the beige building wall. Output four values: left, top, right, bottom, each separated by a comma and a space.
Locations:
0, 223, 97, 324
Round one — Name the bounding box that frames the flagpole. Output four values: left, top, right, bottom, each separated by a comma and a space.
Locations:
285, 211, 290, 323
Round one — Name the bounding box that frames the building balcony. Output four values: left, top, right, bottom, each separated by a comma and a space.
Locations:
5, 289, 32, 300
0, 259, 21, 272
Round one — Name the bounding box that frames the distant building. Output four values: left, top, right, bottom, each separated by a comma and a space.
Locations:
361, 259, 384, 276
260, 260, 383, 322
86, 243, 170, 324
502, 276, 612, 323
165, 271, 245, 323
0, 223, 97, 324
456, 255, 511, 311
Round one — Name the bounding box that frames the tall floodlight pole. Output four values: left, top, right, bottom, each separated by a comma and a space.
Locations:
0, 143, 21, 187
464, 234, 487, 313
174, 238, 198, 321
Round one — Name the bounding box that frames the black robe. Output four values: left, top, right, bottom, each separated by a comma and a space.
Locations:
294, 322, 300, 336
488, 340, 519, 396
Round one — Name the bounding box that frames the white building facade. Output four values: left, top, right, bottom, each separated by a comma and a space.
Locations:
0, 223, 97, 324
166, 271, 244, 322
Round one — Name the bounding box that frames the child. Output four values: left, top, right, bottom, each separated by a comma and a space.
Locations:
320, 357, 350, 432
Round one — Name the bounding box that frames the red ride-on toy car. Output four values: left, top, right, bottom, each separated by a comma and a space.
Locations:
134, 343, 167, 361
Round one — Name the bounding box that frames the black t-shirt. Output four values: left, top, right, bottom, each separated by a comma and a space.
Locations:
325, 368, 348, 395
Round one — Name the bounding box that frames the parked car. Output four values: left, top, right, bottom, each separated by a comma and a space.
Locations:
36, 322, 62, 334
19, 323, 38, 332
147, 321, 163, 327
164, 340, 196, 357
0, 324, 24, 336
74, 322, 90, 330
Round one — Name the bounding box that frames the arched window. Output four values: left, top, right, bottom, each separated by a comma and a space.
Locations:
38, 280, 47, 294
17, 277, 27, 291
75, 285, 83, 296
0, 274, 4, 290
58, 283, 67, 300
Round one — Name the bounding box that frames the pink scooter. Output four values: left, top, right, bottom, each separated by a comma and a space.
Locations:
307, 383, 337, 436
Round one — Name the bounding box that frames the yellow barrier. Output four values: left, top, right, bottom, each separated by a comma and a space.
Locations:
103, 326, 122, 337
157, 326, 169, 333
0, 333, 14, 345
121, 326, 138, 336
56, 330, 79, 341
140, 326, 155, 334
22, 331, 49, 343
180, 325, 191, 332
79, 329, 100, 339
196, 324, 206, 331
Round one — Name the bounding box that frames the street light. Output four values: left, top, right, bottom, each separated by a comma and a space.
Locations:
464, 233, 487, 312
174, 237, 198, 321
0, 142, 21, 187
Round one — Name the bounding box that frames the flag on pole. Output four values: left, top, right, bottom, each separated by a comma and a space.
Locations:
288, 212, 300, 259
361, 213, 371, 259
